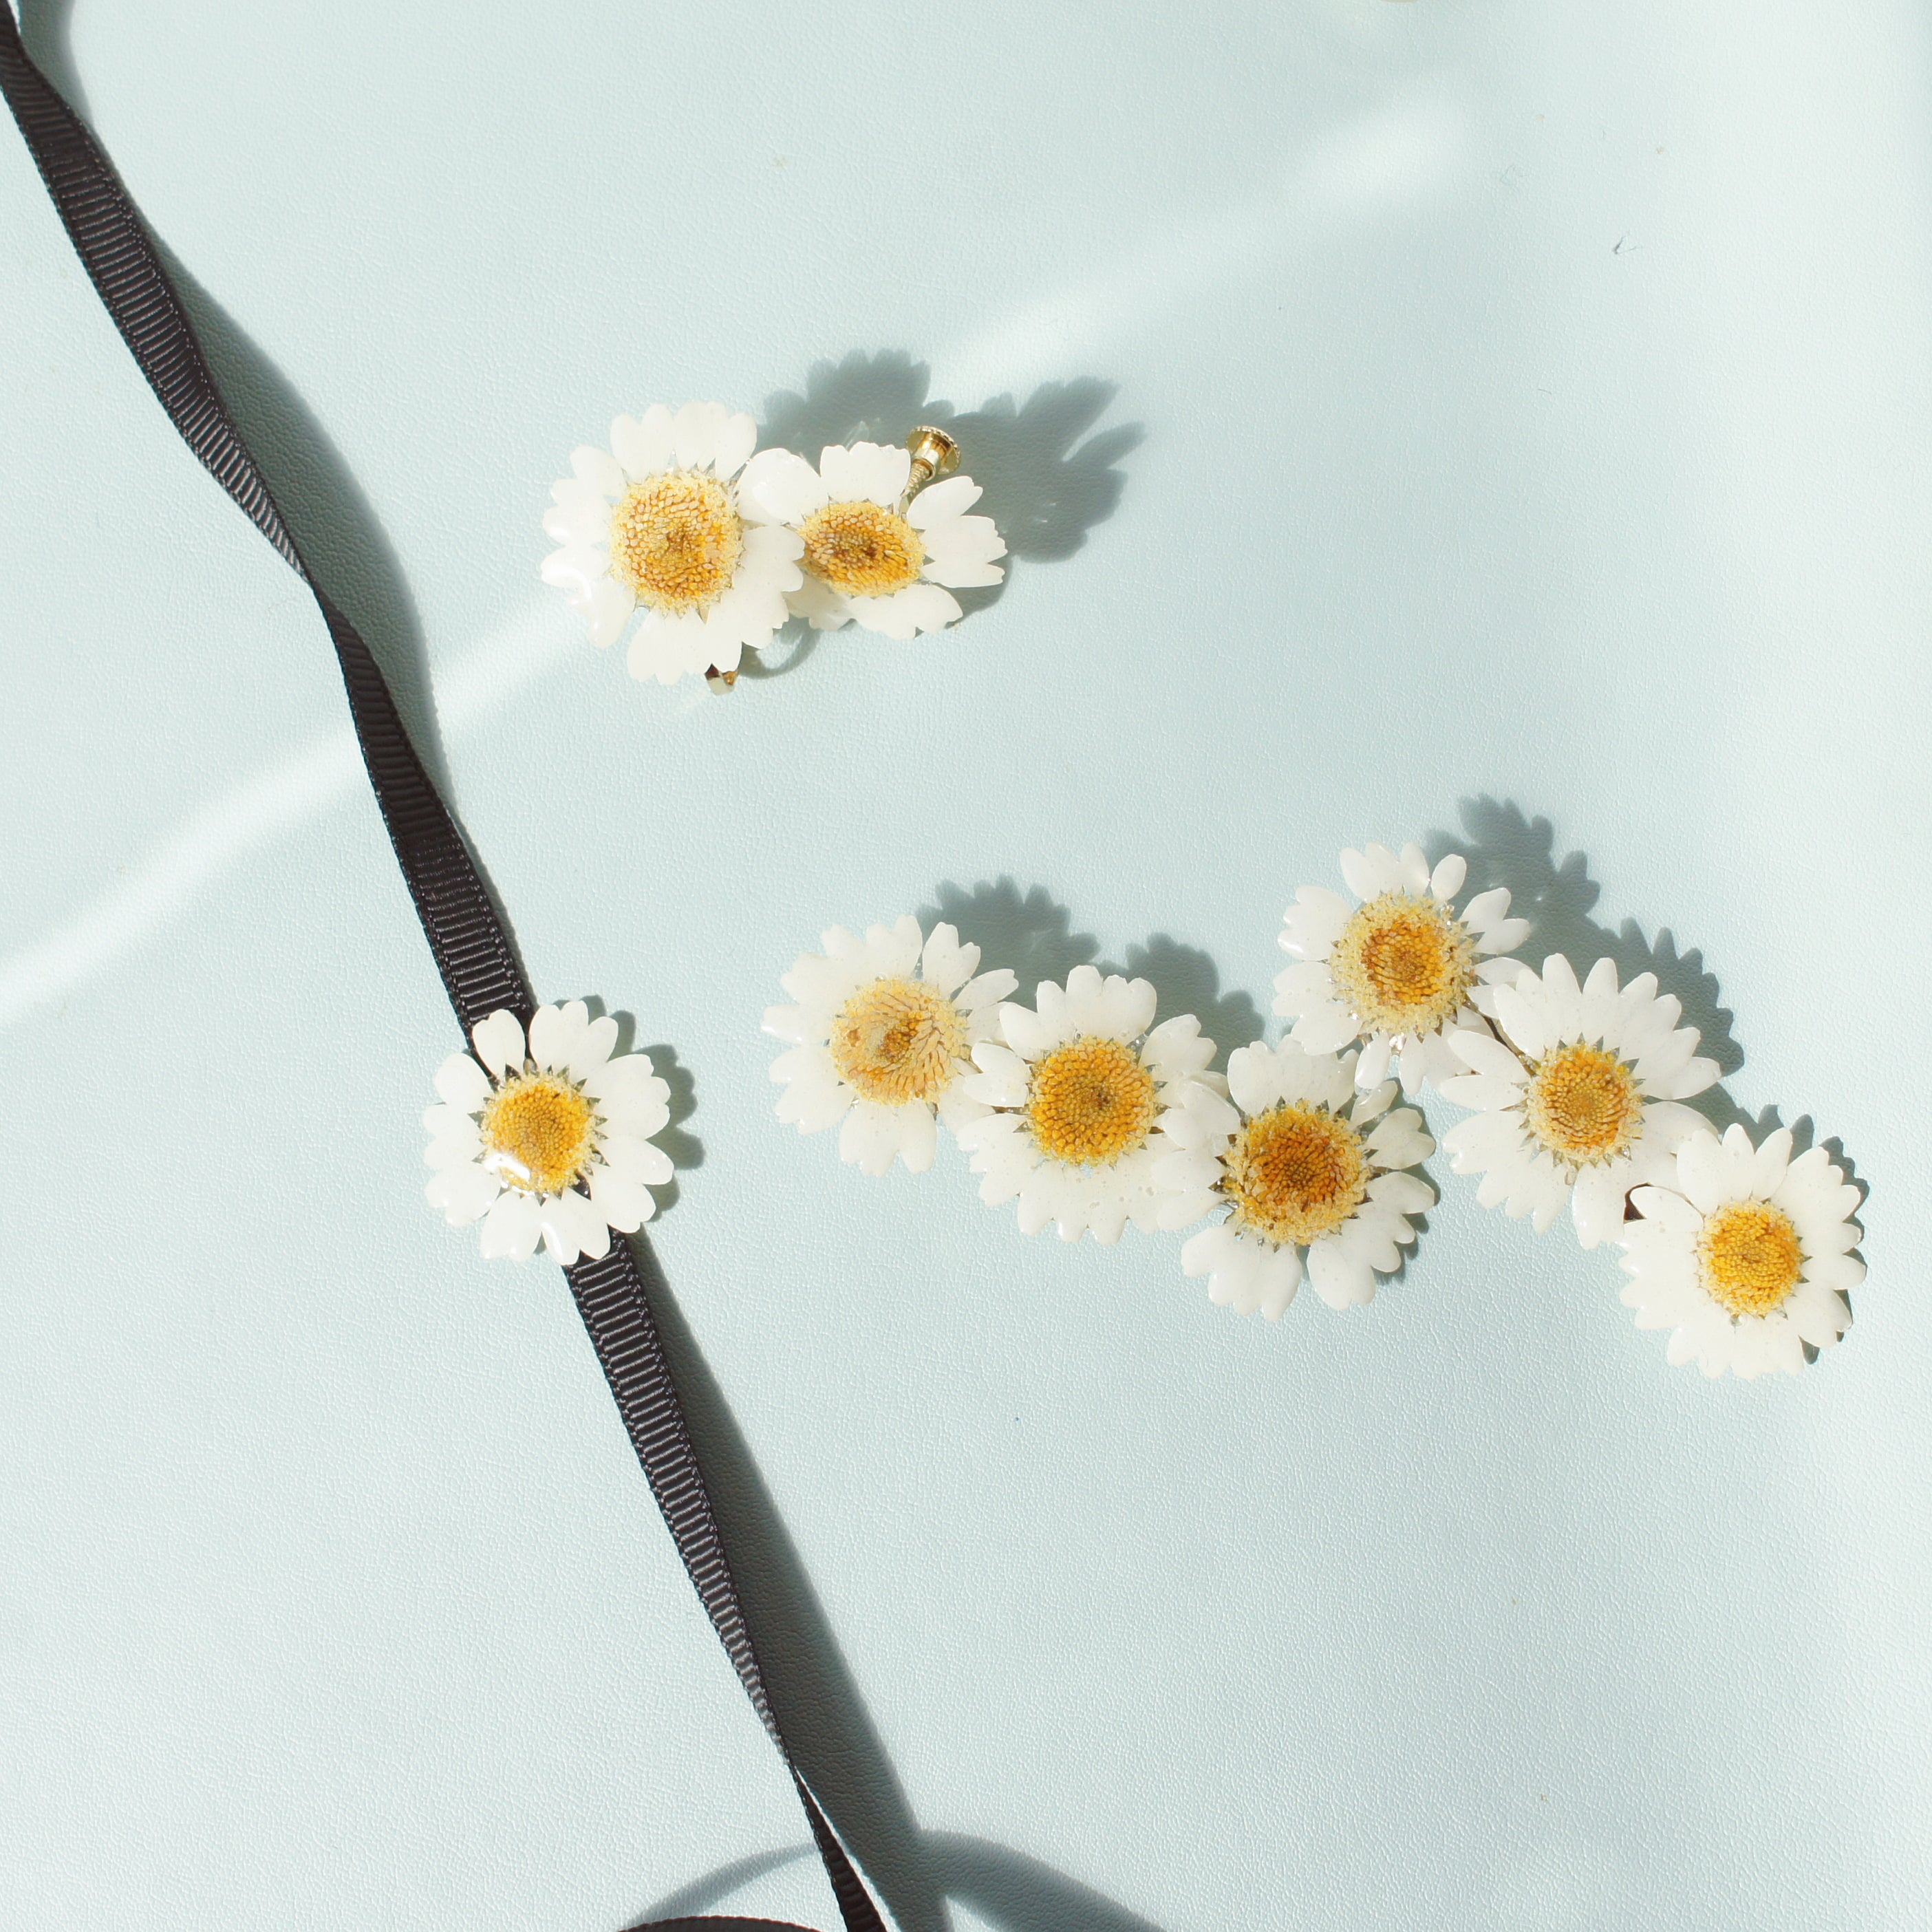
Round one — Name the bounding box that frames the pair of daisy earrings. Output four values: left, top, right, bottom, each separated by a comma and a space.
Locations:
760, 844, 1865, 1383
539, 402, 1006, 687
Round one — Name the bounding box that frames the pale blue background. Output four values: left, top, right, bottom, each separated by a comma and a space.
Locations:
1, 2, 1928, 1926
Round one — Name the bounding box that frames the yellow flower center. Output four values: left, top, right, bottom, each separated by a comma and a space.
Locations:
480, 1072, 597, 1195
1027, 1035, 1159, 1168
1699, 1200, 1805, 1318
1523, 1042, 1644, 1168
828, 976, 968, 1107
608, 471, 743, 613
1329, 892, 1476, 1039
798, 500, 925, 597
1223, 1104, 1370, 1246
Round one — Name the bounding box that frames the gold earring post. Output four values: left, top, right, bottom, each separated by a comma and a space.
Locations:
902, 426, 959, 506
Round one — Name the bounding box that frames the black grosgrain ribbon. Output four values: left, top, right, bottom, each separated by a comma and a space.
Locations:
0, 19, 881, 1931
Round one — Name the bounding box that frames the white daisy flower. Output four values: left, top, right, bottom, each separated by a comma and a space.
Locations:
539, 401, 805, 685
736, 440, 1005, 641
764, 916, 1018, 1177
423, 1002, 674, 1264
1437, 954, 1721, 1248
1274, 843, 1532, 1093
955, 965, 1219, 1243
1154, 1040, 1435, 1318
1618, 1125, 1861, 1379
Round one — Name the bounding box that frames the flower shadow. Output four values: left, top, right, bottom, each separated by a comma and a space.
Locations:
920, 877, 1101, 991
588, 1002, 704, 1216
919, 881, 1265, 1073
1109, 933, 1263, 1075
1429, 797, 1747, 1105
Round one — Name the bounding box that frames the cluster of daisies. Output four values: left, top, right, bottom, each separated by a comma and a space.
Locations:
757, 845, 1865, 1380
540, 402, 1006, 685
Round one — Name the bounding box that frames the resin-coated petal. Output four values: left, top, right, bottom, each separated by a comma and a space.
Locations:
435, 1052, 492, 1110
472, 1009, 526, 1080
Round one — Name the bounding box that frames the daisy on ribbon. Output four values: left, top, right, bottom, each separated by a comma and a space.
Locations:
956, 965, 1219, 1243
424, 1002, 674, 1264
1274, 844, 1530, 1093
1618, 1125, 1860, 1379
539, 401, 804, 685
736, 440, 1005, 639
1155, 1040, 1435, 1318
1437, 954, 1720, 1248
764, 916, 1018, 1176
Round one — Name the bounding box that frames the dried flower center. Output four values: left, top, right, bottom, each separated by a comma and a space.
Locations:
828, 976, 968, 1107
1027, 1035, 1159, 1168
798, 500, 925, 597
1523, 1042, 1644, 1168
1699, 1201, 1805, 1318
1329, 892, 1476, 1039
1223, 1104, 1369, 1247
480, 1072, 597, 1195
608, 471, 743, 612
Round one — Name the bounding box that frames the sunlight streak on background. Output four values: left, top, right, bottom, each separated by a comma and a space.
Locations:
938, 105, 1471, 400
0, 599, 570, 1031
1, 105, 1470, 1040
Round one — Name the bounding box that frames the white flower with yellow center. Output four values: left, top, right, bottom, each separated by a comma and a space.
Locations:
955, 965, 1219, 1243
1618, 1125, 1861, 1379
1274, 844, 1531, 1093
423, 1002, 674, 1264
539, 401, 804, 685
736, 441, 1005, 640
1437, 954, 1721, 1248
764, 916, 1018, 1177
1153, 1040, 1435, 1318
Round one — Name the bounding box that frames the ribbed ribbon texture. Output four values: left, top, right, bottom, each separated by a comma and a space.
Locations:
0, 16, 882, 1931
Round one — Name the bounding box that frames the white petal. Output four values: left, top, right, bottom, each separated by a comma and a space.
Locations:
1338, 847, 1380, 901
435, 1052, 492, 1111
570, 445, 625, 496
528, 1000, 587, 1073
478, 1190, 542, 1261
905, 474, 984, 526
1430, 852, 1467, 901
672, 400, 728, 469
426, 1163, 500, 1225
1226, 1045, 1282, 1116
1291, 1004, 1366, 1055
1354, 1033, 1394, 1091
610, 407, 675, 479
712, 411, 758, 479
738, 446, 830, 524
471, 1009, 526, 1079
1307, 1237, 1376, 1310
567, 1018, 621, 1082
844, 581, 960, 638
589, 1168, 655, 1234
921, 554, 1005, 589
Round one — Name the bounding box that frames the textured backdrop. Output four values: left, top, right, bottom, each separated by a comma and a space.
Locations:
1, 3, 1928, 1927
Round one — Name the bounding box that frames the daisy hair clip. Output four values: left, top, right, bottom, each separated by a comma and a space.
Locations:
763, 838, 1866, 1382
541, 407, 1005, 691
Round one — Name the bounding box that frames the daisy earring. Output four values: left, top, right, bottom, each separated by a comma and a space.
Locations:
424, 1002, 675, 1264
1618, 1124, 1860, 1378
738, 426, 1007, 641
764, 916, 1018, 1176
1154, 1040, 1435, 1318
539, 401, 805, 688
1437, 954, 1722, 1247
955, 964, 1221, 1244
1274, 843, 1532, 1094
